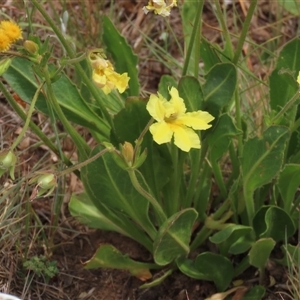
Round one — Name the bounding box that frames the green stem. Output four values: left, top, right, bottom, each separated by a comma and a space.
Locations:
30, 0, 112, 129
234, 256, 250, 277
165, 20, 184, 58
190, 198, 231, 251
43, 66, 91, 157
232, 0, 258, 64
185, 150, 201, 208
0, 81, 77, 172
211, 159, 227, 200
182, 0, 204, 76
273, 88, 300, 127
232, 0, 257, 158
10, 82, 44, 151
190, 142, 208, 207
214, 0, 234, 58
57, 147, 110, 177
127, 169, 167, 226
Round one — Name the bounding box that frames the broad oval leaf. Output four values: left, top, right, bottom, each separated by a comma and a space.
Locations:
85, 244, 159, 281
242, 126, 289, 193
270, 38, 300, 113
177, 253, 234, 291
249, 238, 276, 269
203, 63, 237, 116
158, 75, 177, 100
243, 285, 265, 300
277, 164, 300, 213
178, 76, 203, 111
253, 205, 295, 241
153, 208, 198, 266
3, 57, 110, 138
81, 145, 156, 251
207, 114, 242, 162
103, 16, 139, 97
210, 224, 254, 255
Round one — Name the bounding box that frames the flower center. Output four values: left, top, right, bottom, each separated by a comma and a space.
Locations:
164, 113, 177, 122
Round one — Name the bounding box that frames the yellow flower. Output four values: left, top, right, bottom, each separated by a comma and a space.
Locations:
90, 53, 129, 95
0, 29, 11, 52
146, 87, 214, 152
0, 20, 22, 43
143, 0, 177, 17
297, 71, 300, 86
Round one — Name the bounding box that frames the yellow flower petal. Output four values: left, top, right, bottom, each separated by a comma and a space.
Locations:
146, 86, 214, 152
0, 20, 22, 42
106, 70, 129, 94
149, 121, 173, 144
92, 70, 107, 88
168, 87, 186, 116
172, 125, 200, 152
178, 111, 214, 130
146, 94, 167, 122
297, 71, 300, 85
0, 29, 11, 52
89, 50, 129, 94
143, 0, 177, 17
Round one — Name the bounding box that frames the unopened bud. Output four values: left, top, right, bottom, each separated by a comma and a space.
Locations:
0, 150, 17, 179
29, 172, 57, 200
121, 142, 134, 166
23, 40, 39, 54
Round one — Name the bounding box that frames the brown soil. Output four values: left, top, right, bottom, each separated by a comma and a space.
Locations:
0, 1, 299, 300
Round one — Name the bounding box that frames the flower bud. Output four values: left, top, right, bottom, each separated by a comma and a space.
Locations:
29, 172, 57, 199
121, 142, 134, 166
0, 150, 17, 179
23, 40, 39, 54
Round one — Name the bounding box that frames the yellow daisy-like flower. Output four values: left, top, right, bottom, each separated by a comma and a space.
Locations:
146, 87, 214, 152
143, 0, 177, 17
0, 29, 12, 52
0, 20, 22, 43
297, 71, 300, 86
91, 54, 130, 95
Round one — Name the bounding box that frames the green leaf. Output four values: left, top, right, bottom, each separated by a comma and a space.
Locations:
158, 75, 177, 100
243, 285, 265, 300
249, 238, 276, 269
178, 76, 203, 111
242, 126, 289, 193
113, 100, 172, 199
277, 164, 300, 212
3, 57, 110, 138
209, 224, 254, 255
153, 209, 198, 266
203, 63, 237, 116
270, 38, 300, 113
85, 244, 159, 281
207, 114, 241, 162
200, 38, 221, 72
253, 205, 295, 241
69, 192, 133, 234
181, 1, 198, 75
103, 16, 139, 97
277, 0, 300, 15
69, 192, 152, 251
177, 253, 234, 291
81, 145, 156, 251
140, 269, 173, 288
